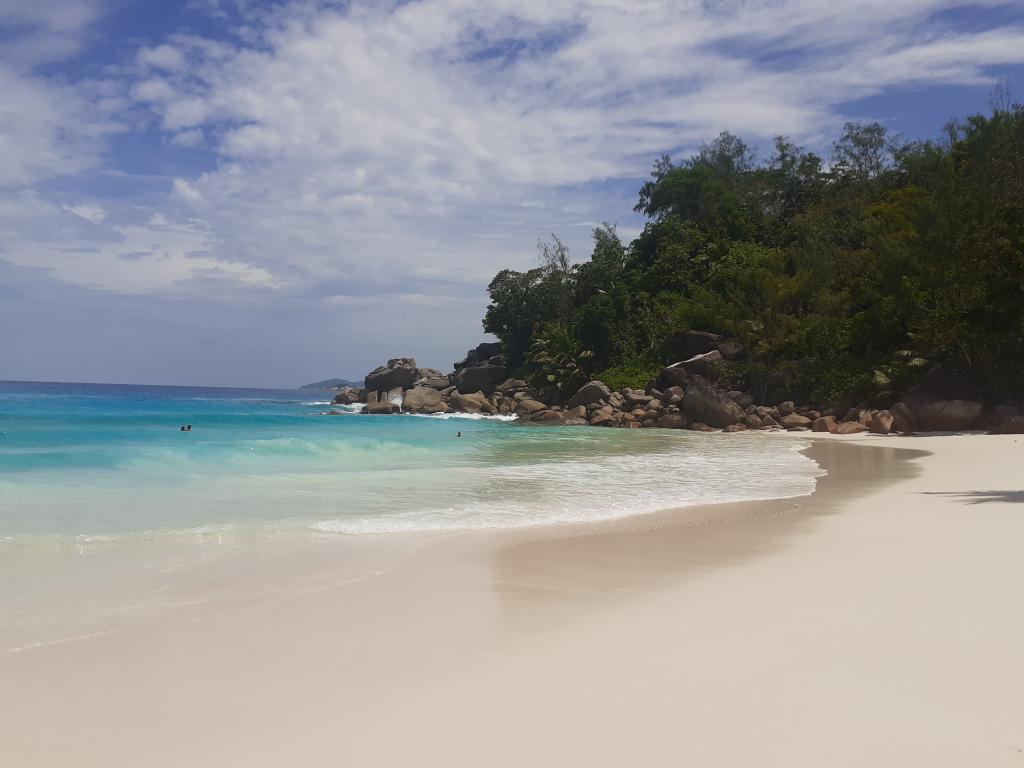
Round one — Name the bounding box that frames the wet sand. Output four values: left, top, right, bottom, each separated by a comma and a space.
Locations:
2, 434, 1023, 766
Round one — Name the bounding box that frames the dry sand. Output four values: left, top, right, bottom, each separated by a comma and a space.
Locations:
2, 434, 1023, 766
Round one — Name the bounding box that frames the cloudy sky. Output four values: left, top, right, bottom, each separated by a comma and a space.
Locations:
2, 0, 1022, 387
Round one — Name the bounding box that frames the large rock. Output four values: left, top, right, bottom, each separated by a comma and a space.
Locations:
568, 380, 611, 409
415, 367, 445, 381
454, 364, 508, 396
621, 389, 653, 408
667, 330, 722, 360
658, 413, 688, 429
495, 378, 528, 395
833, 421, 867, 434
657, 364, 690, 390
454, 342, 503, 370
402, 386, 443, 413
528, 409, 564, 424
413, 376, 451, 390
364, 358, 419, 396
683, 378, 744, 428
676, 349, 724, 375
449, 391, 487, 413
515, 399, 547, 415
365, 401, 400, 415
992, 415, 1024, 434
868, 410, 896, 435
332, 387, 364, 405
780, 413, 812, 430
812, 415, 838, 433
891, 367, 983, 432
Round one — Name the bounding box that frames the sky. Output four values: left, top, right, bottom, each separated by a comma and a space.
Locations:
1, 0, 1023, 388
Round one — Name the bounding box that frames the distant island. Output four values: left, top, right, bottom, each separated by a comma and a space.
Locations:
299, 378, 365, 391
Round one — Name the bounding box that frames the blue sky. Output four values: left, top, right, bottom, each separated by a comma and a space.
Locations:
2, 0, 1022, 387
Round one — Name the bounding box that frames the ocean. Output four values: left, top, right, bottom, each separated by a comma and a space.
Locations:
0, 380, 822, 650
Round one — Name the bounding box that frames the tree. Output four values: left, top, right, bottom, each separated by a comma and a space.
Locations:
831, 122, 897, 182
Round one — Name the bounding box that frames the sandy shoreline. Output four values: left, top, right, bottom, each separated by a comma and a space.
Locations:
2, 434, 1023, 766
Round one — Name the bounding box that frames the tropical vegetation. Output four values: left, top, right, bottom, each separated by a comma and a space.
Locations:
483, 102, 1024, 406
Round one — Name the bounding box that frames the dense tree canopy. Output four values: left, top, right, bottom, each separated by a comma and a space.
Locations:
483, 106, 1024, 404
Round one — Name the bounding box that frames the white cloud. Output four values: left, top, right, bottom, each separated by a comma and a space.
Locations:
65, 203, 107, 224
0, 198, 276, 292
111, 0, 1024, 298
325, 292, 478, 308
5, 0, 1024, 303
0, 67, 122, 187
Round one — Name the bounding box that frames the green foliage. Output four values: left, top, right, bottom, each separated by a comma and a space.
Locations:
483, 105, 1024, 405
526, 323, 594, 400
596, 358, 661, 392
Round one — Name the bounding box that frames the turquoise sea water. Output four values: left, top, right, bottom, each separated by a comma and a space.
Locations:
0, 380, 822, 540
1, 380, 823, 650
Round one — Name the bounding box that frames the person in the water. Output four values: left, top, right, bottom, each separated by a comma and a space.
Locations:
457, 431, 462, 438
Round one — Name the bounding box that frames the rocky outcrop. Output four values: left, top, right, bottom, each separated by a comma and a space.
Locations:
780, 413, 811, 429
568, 380, 611, 409
455, 364, 507, 396
515, 399, 547, 415
992, 415, 1024, 434
349, 347, 1009, 441
365, 401, 401, 415
449, 391, 487, 413
365, 358, 419, 398
667, 330, 722, 360
812, 415, 838, 433
332, 387, 364, 405
676, 349, 724, 375
683, 377, 744, 428
413, 376, 451, 390
402, 386, 444, 414
867, 410, 895, 435
454, 342, 503, 371
833, 421, 867, 434
415, 367, 445, 381
891, 367, 983, 432
656, 363, 690, 391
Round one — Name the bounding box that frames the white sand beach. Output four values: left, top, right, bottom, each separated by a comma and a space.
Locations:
2, 434, 1023, 766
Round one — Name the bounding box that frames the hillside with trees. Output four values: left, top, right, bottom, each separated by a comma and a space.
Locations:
482, 105, 1024, 409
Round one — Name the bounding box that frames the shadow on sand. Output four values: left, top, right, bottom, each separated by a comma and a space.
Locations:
922, 490, 1024, 505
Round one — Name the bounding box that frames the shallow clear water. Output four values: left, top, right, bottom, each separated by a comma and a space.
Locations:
0, 380, 821, 540
0, 380, 823, 650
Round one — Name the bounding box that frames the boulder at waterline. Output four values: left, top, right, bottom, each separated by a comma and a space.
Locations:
365, 358, 418, 397
515, 399, 547, 415
868, 410, 895, 435
812, 415, 838, 433
683, 378, 744, 428
833, 421, 867, 434
891, 367, 983, 432
568, 381, 612, 409
449, 391, 487, 413
780, 413, 812, 430
402, 386, 443, 413
366, 401, 400, 415
332, 387, 364, 405
658, 413, 687, 429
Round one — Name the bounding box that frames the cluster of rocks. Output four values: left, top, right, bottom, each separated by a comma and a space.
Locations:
335, 342, 1024, 436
